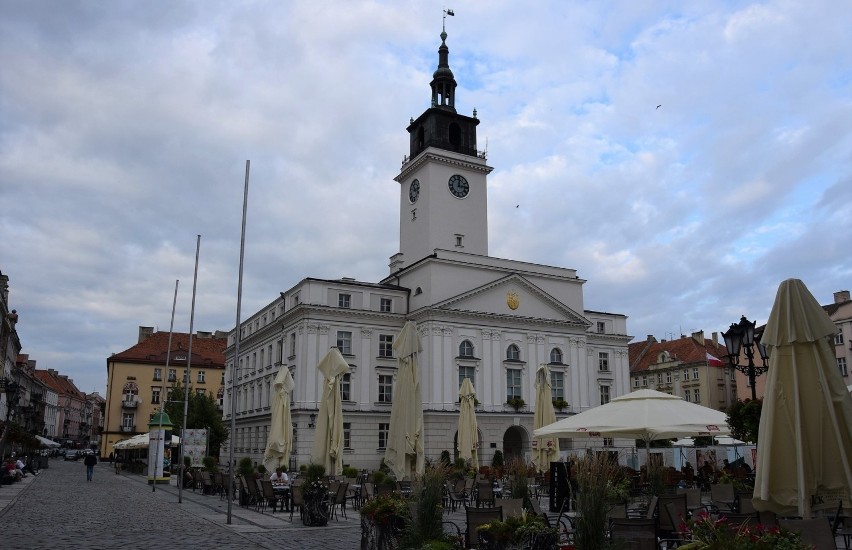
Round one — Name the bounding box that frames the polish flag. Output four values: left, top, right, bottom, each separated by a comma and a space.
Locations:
706, 352, 725, 367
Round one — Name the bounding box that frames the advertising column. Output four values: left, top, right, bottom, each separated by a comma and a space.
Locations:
147, 411, 173, 484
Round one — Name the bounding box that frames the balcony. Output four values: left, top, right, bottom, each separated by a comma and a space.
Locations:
120, 425, 135, 433
121, 397, 139, 409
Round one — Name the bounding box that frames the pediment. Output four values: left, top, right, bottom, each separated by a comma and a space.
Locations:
431, 274, 590, 326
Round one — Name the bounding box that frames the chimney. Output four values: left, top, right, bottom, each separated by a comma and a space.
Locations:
691, 330, 704, 345
196, 331, 212, 339
138, 326, 154, 343
712, 332, 719, 345
835, 290, 851, 304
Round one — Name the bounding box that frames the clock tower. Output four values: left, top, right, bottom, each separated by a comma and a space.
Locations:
391, 29, 493, 272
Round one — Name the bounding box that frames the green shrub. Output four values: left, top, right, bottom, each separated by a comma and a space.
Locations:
342, 466, 359, 479
439, 450, 451, 467
237, 456, 254, 477
202, 455, 217, 471
492, 450, 504, 468
256, 464, 266, 475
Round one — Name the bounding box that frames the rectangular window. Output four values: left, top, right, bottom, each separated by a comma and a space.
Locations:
198, 370, 206, 383
603, 437, 614, 447
666, 371, 672, 384
597, 322, 606, 334
682, 369, 689, 381
378, 374, 393, 403
122, 413, 134, 428
259, 349, 265, 368
289, 332, 296, 356
506, 368, 522, 401
693, 388, 701, 404
599, 352, 609, 371
196, 388, 206, 396
276, 340, 284, 363
378, 423, 389, 449
380, 298, 392, 313
153, 368, 162, 381
657, 372, 663, 384
835, 331, 845, 345
343, 422, 352, 450
839, 357, 848, 377
684, 389, 691, 402
379, 334, 394, 357
551, 371, 565, 401
151, 387, 161, 404
337, 331, 352, 355
641, 375, 648, 387
599, 385, 610, 405
340, 373, 351, 401
338, 293, 351, 308
168, 369, 177, 382
693, 367, 699, 380
459, 366, 475, 388
633, 377, 640, 388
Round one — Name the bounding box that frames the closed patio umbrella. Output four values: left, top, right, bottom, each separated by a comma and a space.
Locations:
457, 377, 478, 465
384, 320, 424, 480
532, 364, 559, 472
36, 435, 60, 447
753, 278, 852, 517
263, 366, 295, 473
310, 347, 350, 476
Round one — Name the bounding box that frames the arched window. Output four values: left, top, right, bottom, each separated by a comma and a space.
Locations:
506, 344, 521, 361
550, 348, 563, 364
459, 340, 474, 358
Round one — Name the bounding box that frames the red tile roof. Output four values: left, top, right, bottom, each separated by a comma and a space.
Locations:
629, 333, 729, 373
109, 331, 226, 367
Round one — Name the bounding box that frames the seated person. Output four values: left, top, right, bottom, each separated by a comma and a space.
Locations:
269, 467, 289, 485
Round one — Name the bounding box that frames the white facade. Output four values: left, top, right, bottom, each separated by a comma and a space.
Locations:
222, 31, 631, 471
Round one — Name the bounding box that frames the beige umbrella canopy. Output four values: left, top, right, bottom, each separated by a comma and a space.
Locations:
532, 364, 559, 472
384, 320, 424, 480
753, 278, 852, 517
457, 377, 478, 465
263, 367, 295, 473
310, 347, 350, 476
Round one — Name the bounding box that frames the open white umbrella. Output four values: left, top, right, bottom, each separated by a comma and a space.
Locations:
457, 377, 478, 465
113, 433, 180, 450
753, 278, 852, 517
535, 389, 729, 464
531, 364, 559, 472
384, 320, 424, 480
311, 347, 350, 476
263, 367, 295, 473
36, 435, 60, 448
673, 437, 695, 447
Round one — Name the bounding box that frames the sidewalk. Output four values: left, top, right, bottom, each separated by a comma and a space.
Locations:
0, 467, 40, 516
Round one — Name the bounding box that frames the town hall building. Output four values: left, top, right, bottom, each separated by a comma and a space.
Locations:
221, 29, 632, 470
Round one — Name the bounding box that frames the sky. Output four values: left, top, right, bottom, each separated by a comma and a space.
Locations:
1, 1, 850, 397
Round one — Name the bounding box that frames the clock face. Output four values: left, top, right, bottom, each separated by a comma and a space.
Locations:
409, 179, 420, 203
448, 174, 469, 198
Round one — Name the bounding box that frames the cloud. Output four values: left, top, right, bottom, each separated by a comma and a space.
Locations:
1, 1, 850, 396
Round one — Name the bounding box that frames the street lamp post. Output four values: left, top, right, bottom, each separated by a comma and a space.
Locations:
722, 315, 770, 401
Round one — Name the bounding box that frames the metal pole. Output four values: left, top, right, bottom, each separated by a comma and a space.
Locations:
179, 235, 201, 504
227, 160, 250, 524
153, 279, 179, 492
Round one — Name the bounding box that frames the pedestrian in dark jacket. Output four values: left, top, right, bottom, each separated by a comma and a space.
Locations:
84, 453, 97, 481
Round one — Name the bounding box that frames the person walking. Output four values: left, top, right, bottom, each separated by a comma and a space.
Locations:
84, 452, 97, 481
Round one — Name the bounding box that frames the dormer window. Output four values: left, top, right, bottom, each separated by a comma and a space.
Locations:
338, 293, 351, 308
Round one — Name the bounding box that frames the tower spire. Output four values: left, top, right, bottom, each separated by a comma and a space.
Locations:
432, 10, 456, 112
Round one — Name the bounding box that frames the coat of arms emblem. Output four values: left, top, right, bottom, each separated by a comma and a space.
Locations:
507, 291, 520, 310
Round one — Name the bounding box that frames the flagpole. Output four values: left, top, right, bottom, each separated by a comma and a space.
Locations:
179, 234, 201, 504
153, 279, 179, 492
227, 160, 250, 524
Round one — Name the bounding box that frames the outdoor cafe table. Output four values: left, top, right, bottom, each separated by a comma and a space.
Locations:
272, 483, 291, 512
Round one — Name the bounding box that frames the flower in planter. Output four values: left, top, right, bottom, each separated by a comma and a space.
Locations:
506, 397, 525, 410
678, 510, 809, 549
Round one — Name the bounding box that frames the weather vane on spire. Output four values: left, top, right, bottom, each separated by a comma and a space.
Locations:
443, 8, 454, 33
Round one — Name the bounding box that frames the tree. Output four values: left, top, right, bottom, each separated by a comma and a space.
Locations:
725, 398, 762, 443
163, 383, 229, 456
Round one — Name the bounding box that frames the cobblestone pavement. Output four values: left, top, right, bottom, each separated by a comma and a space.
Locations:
0, 458, 372, 549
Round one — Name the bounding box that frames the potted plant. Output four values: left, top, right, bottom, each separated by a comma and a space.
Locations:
552, 398, 569, 412
573, 452, 622, 550
301, 463, 330, 526
360, 492, 409, 549
506, 397, 525, 411
477, 512, 558, 550
678, 510, 809, 549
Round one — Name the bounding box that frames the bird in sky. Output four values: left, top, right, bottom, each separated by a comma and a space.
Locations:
656, 104, 662, 109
